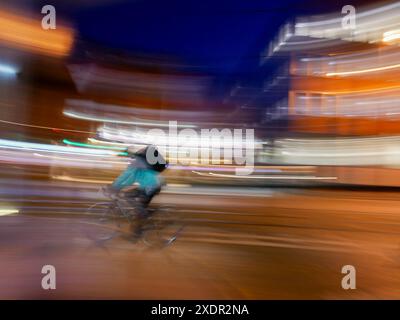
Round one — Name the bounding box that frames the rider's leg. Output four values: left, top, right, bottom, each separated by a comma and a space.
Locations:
130, 188, 160, 240
143, 186, 161, 207
128, 191, 149, 240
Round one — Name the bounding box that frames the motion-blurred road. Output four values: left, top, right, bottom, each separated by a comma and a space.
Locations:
2, 179, 400, 299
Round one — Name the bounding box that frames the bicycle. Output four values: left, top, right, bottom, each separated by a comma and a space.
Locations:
84, 186, 185, 248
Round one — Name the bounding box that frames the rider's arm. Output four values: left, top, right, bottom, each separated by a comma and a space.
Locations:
111, 166, 137, 190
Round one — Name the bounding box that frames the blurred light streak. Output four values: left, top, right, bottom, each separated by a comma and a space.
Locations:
65, 99, 213, 122
99, 125, 263, 149
0, 150, 123, 169
295, 45, 400, 80
0, 63, 17, 75
0, 209, 18, 216
0, 138, 121, 156
275, 137, 400, 166
300, 85, 400, 95
0, 8, 74, 56
165, 184, 192, 188
51, 175, 113, 184
62, 138, 126, 151
162, 185, 276, 197
291, 88, 400, 118
383, 29, 400, 43
0, 119, 95, 134
63, 110, 196, 128
264, 2, 400, 59
170, 165, 283, 173
192, 171, 337, 180
87, 138, 129, 147
294, 2, 400, 43
326, 63, 400, 77
34, 153, 127, 166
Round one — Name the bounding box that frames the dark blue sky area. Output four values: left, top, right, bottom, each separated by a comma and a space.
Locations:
72, 0, 374, 75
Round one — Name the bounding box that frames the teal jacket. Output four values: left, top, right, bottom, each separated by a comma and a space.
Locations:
112, 164, 160, 195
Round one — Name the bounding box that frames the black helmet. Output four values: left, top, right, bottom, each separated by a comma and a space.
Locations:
133, 145, 168, 172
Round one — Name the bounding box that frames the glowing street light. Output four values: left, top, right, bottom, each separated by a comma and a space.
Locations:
0, 63, 17, 75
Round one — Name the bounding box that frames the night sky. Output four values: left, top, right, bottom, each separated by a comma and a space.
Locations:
21, 0, 383, 100
25, 0, 377, 74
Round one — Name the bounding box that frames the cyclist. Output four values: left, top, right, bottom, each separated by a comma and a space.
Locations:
110, 145, 167, 239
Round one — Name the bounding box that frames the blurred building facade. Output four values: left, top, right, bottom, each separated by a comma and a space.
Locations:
268, 2, 400, 136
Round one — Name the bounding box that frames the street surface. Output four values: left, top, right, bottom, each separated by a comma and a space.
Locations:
1, 183, 400, 299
